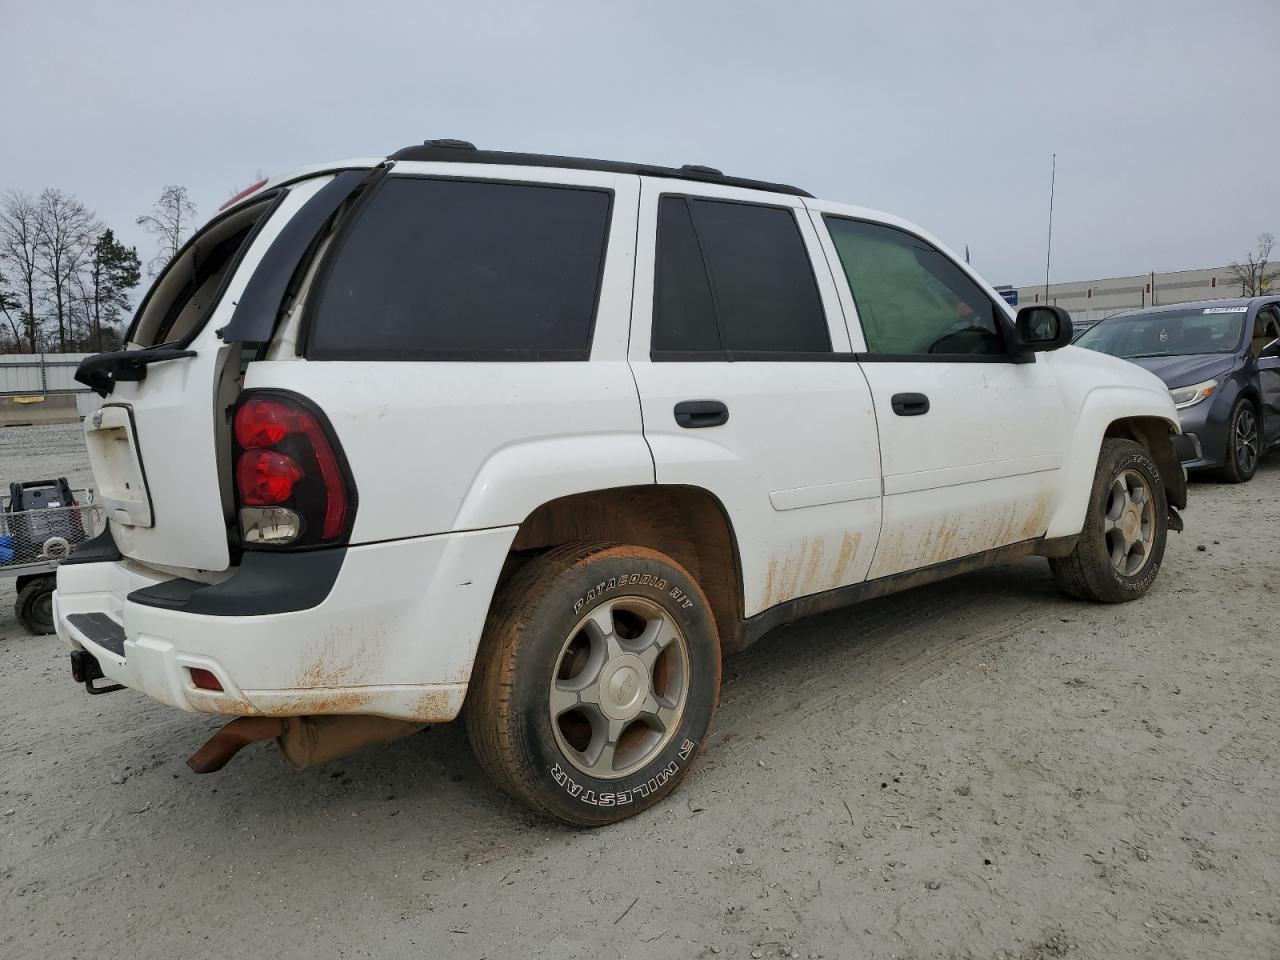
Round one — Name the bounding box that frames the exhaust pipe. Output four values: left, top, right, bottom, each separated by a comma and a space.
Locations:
187, 715, 426, 773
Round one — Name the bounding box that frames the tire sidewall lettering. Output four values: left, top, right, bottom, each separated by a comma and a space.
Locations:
572, 572, 668, 615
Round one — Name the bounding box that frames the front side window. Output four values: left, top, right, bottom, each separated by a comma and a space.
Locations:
308, 177, 611, 360
652, 196, 830, 356
824, 217, 1004, 357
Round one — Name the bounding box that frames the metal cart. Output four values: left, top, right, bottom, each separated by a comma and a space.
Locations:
1, 488, 104, 635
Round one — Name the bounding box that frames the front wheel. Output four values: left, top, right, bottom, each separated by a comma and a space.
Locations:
465, 542, 721, 826
1212, 398, 1259, 483
1050, 438, 1168, 603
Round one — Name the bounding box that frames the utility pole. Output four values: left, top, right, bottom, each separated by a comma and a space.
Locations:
1044, 153, 1056, 303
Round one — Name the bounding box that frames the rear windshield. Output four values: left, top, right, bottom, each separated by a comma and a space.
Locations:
1076, 307, 1247, 358
126, 196, 277, 348
305, 177, 612, 361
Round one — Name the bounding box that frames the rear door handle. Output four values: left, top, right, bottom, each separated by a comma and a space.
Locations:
890, 392, 930, 416
674, 400, 729, 428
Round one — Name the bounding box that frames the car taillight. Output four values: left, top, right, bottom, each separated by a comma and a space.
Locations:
231, 391, 356, 548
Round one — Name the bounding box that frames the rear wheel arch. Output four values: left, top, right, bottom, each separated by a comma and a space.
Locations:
497, 485, 745, 657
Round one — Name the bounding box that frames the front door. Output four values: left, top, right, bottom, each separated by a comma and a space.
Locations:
811, 210, 1068, 579
1255, 306, 1280, 453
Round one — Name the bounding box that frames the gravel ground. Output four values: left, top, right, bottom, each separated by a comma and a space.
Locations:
0, 423, 1277, 960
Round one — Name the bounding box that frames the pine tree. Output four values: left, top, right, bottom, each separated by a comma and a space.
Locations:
87, 229, 141, 350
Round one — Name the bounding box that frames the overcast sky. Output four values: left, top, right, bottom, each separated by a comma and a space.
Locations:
5, 0, 1277, 288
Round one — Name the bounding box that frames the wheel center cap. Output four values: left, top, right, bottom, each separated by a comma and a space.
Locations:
600, 654, 649, 721
1121, 508, 1140, 541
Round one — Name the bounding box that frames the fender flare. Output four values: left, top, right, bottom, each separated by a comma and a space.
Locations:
1045, 386, 1181, 539
451, 433, 656, 532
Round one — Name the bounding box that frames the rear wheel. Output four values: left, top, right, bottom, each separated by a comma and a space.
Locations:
16, 575, 56, 635
1212, 398, 1259, 483
1050, 439, 1168, 603
465, 542, 720, 826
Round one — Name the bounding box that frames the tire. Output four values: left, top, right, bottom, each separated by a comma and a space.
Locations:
465, 541, 721, 826
16, 576, 56, 635
1211, 398, 1259, 483
1050, 438, 1168, 603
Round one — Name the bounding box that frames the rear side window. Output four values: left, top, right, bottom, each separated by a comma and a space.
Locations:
652, 197, 830, 356
307, 178, 611, 360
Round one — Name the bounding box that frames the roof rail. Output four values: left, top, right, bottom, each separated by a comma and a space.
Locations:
387, 142, 812, 197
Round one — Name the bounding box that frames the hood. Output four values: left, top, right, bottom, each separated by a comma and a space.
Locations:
1125, 353, 1236, 388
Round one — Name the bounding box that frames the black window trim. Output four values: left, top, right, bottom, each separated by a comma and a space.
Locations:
650, 192, 835, 362
300, 173, 616, 363
821, 213, 1030, 364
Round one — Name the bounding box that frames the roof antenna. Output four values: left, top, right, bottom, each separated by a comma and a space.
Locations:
1044, 153, 1056, 304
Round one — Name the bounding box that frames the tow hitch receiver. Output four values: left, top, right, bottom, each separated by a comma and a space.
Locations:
70, 650, 124, 695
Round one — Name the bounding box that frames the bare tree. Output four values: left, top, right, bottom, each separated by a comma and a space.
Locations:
35, 188, 99, 352
0, 190, 44, 351
136, 185, 197, 274
1228, 232, 1279, 297
0, 266, 22, 349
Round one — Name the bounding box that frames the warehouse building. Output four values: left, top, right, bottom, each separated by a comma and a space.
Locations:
995, 264, 1260, 328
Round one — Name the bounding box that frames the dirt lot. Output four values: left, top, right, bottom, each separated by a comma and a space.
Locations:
1, 423, 1276, 960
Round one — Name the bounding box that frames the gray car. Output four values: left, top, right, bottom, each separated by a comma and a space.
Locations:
1075, 296, 1280, 482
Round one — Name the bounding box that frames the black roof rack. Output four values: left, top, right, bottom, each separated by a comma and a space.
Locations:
387, 141, 812, 197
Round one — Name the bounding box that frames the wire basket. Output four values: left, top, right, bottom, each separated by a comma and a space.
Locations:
0, 490, 104, 571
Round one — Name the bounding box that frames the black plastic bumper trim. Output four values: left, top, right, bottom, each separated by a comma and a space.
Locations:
1172, 433, 1202, 463
127, 548, 346, 617
67, 613, 126, 655
61, 525, 122, 565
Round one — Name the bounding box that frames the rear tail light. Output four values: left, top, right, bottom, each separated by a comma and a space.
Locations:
231, 391, 356, 548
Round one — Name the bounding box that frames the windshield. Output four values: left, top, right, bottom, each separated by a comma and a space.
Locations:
1075, 307, 1246, 358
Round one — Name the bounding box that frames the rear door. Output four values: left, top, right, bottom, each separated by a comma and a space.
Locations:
811, 209, 1068, 578
629, 180, 883, 618
83, 178, 336, 572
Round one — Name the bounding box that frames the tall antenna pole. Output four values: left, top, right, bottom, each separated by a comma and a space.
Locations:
1044, 153, 1056, 303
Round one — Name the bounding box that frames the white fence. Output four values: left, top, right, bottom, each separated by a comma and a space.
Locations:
0, 354, 94, 395
0, 354, 99, 419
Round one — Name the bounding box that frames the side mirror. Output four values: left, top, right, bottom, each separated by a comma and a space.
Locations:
1014, 305, 1073, 352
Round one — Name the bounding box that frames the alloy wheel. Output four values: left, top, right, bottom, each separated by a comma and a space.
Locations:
1235, 406, 1258, 475
1103, 468, 1156, 576
549, 597, 690, 779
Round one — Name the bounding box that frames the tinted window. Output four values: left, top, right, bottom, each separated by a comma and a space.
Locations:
825, 218, 1004, 356
653, 197, 720, 352
652, 197, 830, 355
308, 178, 611, 359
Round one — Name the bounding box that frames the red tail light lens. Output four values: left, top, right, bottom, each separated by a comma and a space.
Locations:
234, 398, 294, 449
231, 391, 356, 548
237, 450, 303, 504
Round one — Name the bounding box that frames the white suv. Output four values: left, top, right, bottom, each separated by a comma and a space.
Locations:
56, 141, 1190, 825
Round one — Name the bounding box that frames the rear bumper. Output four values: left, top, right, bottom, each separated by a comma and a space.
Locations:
54, 526, 517, 722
